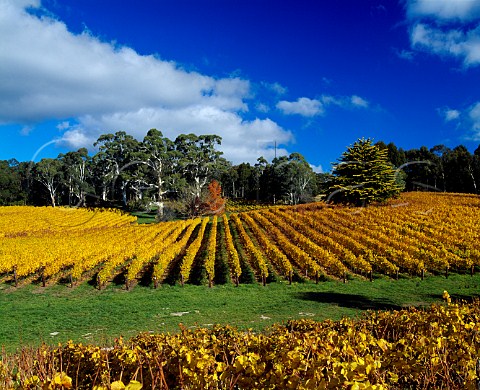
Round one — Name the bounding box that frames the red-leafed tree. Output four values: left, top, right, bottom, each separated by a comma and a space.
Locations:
202, 180, 226, 215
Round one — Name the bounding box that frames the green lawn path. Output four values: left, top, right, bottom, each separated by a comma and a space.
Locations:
1, 273, 479, 353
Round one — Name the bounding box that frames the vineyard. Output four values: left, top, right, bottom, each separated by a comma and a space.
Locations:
1, 296, 479, 389
1, 192, 480, 289
1, 193, 480, 388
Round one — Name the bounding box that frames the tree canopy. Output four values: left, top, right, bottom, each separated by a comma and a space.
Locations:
1, 132, 480, 213
329, 138, 402, 206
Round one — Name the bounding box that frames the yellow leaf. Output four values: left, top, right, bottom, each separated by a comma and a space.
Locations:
111, 380, 126, 390
125, 380, 143, 390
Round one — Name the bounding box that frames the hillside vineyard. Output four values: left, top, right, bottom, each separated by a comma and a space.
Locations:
0, 192, 479, 289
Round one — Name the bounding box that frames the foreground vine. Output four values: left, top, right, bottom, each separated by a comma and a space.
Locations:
1, 295, 479, 389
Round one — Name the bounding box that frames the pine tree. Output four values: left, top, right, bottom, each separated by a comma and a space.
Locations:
329, 138, 402, 205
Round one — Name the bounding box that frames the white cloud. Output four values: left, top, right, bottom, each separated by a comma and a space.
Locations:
407, 0, 480, 21
469, 102, 480, 135
321, 94, 370, 110
320, 95, 341, 106
60, 106, 293, 164
255, 103, 270, 113
309, 164, 323, 174
405, 0, 480, 67
58, 127, 92, 149
0, 0, 292, 164
439, 108, 461, 121
262, 82, 287, 95
351, 95, 369, 108
277, 94, 370, 117
411, 23, 480, 66
436, 102, 480, 140
56, 121, 71, 131
20, 125, 33, 136
277, 97, 324, 117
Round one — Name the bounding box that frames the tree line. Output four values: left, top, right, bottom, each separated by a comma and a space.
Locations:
0, 130, 318, 218
377, 142, 480, 194
1, 130, 480, 215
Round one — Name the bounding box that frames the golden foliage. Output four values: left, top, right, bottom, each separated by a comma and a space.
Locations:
2, 299, 480, 389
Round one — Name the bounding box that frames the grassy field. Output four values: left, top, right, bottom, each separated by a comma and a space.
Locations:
1, 273, 479, 353
129, 209, 157, 224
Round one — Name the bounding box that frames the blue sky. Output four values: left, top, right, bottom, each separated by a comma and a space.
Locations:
1, 0, 480, 172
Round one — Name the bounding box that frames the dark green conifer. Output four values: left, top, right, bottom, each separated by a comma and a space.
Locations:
329, 138, 402, 205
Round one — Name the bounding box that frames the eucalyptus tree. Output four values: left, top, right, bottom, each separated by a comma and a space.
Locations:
236, 162, 255, 199
474, 145, 480, 194
33, 158, 63, 207
284, 152, 317, 204
253, 157, 268, 201
59, 148, 91, 206
445, 145, 477, 193
91, 151, 112, 202
221, 164, 239, 198
265, 153, 316, 205
173, 134, 223, 216
93, 131, 139, 205
138, 128, 176, 218
174, 134, 222, 196
430, 144, 450, 191
403, 146, 437, 191
0, 159, 25, 205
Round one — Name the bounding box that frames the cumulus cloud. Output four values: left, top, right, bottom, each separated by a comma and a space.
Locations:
277, 94, 369, 117
59, 107, 292, 163
407, 0, 480, 21
276, 97, 324, 117
405, 0, 480, 67
0, 0, 293, 164
411, 23, 480, 66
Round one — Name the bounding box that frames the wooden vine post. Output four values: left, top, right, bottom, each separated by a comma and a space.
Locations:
40, 266, 46, 287
13, 265, 18, 287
